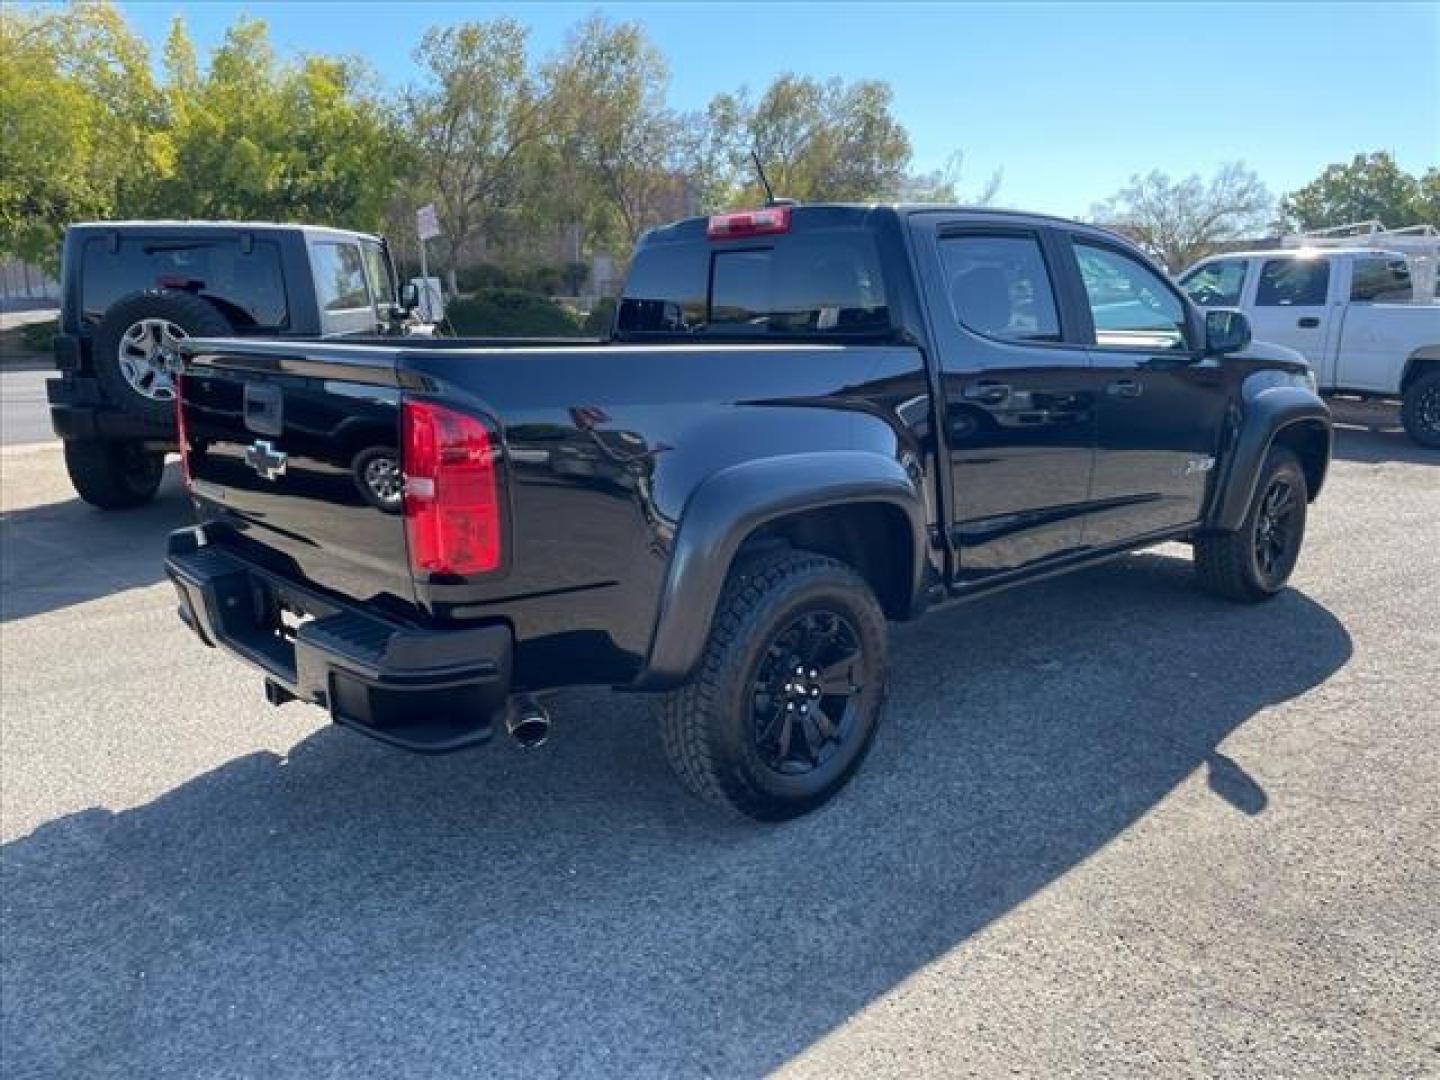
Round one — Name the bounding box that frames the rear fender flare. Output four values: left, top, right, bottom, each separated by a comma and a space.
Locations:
635, 452, 928, 689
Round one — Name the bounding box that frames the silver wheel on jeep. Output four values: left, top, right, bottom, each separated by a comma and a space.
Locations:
117, 318, 188, 402
363, 454, 403, 509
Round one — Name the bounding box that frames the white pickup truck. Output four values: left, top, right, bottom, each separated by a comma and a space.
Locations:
1179, 248, 1440, 447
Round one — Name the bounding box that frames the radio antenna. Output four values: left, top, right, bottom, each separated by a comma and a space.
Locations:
751, 149, 777, 206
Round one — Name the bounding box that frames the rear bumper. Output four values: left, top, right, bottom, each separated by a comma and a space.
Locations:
47, 371, 175, 443
165, 527, 512, 752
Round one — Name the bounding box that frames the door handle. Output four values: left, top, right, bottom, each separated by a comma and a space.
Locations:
1106, 378, 1142, 398
961, 380, 1011, 404
1297, 316, 1320, 328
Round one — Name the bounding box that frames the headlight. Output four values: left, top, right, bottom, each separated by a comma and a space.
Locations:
1242, 367, 1320, 401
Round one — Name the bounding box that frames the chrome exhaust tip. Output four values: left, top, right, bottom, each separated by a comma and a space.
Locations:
506, 696, 551, 749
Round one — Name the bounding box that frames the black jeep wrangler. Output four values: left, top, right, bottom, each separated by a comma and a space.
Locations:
48, 221, 419, 508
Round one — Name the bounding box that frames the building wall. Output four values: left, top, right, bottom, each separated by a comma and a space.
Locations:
0, 259, 60, 303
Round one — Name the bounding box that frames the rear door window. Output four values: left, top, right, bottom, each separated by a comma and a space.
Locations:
80, 236, 287, 328
1256, 258, 1330, 306
937, 233, 1061, 341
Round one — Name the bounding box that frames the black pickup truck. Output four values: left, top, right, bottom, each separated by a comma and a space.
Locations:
166, 204, 1331, 821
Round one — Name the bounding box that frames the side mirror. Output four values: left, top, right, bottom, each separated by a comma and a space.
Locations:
1204, 308, 1251, 356
399, 282, 420, 313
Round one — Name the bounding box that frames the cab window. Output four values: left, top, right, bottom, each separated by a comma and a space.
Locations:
1180, 259, 1248, 307
1074, 242, 1189, 350
617, 232, 889, 337
311, 242, 371, 312
1256, 258, 1330, 306
360, 242, 395, 307
1349, 257, 1412, 303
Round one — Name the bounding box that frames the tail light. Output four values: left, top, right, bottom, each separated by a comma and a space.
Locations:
401, 399, 503, 577
174, 373, 192, 486
707, 206, 791, 240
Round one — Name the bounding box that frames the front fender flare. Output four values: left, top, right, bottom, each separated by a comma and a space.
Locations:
634, 452, 929, 689
1210, 384, 1331, 533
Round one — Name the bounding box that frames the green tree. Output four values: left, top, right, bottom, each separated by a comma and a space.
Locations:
1090, 162, 1272, 272
712, 75, 912, 204
1279, 151, 1426, 231
406, 20, 549, 294
1412, 168, 1440, 226
543, 15, 683, 248
0, 4, 168, 268
152, 18, 403, 232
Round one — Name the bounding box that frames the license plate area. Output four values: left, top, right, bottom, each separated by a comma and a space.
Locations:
277, 603, 314, 642
232, 575, 330, 674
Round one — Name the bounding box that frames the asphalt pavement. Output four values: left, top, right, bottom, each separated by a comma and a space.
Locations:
1, 423, 1437, 1078
0, 371, 57, 448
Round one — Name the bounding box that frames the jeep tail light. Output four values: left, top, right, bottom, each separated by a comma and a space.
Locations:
174, 373, 192, 487
707, 206, 791, 240
402, 399, 502, 577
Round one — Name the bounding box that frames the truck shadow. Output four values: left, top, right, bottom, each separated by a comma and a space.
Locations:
0, 465, 189, 623
1, 553, 1352, 1078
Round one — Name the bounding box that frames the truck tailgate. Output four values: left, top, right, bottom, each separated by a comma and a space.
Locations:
178, 340, 415, 610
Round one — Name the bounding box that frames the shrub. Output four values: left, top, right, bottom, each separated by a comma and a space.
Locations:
454, 263, 514, 293
446, 288, 584, 337
453, 260, 588, 296
582, 296, 617, 336
21, 319, 58, 353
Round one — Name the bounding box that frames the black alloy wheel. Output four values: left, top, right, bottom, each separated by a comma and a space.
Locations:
1252, 474, 1301, 589
751, 609, 865, 775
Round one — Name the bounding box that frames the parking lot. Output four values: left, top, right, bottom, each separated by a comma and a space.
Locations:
1, 408, 1436, 1078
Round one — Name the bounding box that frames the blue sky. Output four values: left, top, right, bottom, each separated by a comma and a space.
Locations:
113, 1, 1438, 217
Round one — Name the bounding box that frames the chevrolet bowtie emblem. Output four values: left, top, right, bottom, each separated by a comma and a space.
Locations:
244, 439, 288, 481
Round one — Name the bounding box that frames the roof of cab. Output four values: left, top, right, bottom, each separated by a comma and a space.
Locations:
638, 202, 1114, 246
1196, 247, 1405, 262
68, 220, 384, 243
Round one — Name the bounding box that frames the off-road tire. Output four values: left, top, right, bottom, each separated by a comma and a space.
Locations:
63, 437, 165, 509
1399, 368, 1440, 449
1195, 446, 1308, 602
659, 550, 889, 821
92, 291, 233, 424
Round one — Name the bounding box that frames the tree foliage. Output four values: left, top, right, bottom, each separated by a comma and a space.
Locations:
152, 19, 402, 230
3, 4, 992, 278
1280, 152, 1436, 231
1, 5, 401, 270
405, 19, 549, 292
33, 1, 1421, 299
709, 75, 913, 204
1090, 162, 1272, 271
0, 5, 166, 267
543, 16, 682, 247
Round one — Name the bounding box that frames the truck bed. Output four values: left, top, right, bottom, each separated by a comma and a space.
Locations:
178, 335, 933, 688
